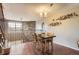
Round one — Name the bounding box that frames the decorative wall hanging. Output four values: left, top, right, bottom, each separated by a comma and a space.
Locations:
49, 12, 78, 26
56, 12, 78, 20
49, 19, 62, 26
49, 21, 62, 26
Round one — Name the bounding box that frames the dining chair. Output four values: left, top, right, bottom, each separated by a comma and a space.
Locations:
32, 33, 42, 51
39, 34, 54, 54
32, 33, 37, 49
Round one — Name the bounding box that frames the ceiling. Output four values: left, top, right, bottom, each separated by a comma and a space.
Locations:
2, 3, 79, 21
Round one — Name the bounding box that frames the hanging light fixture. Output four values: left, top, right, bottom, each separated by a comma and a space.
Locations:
40, 3, 61, 28
40, 12, 47, 32
50, 3, 53, 7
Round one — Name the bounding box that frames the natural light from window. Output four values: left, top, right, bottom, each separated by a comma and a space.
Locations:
8, 22, 22, 28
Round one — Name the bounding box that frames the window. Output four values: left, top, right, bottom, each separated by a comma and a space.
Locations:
8, 22, 22, 31
8, 22, 15, 28
16, 23, 22, 28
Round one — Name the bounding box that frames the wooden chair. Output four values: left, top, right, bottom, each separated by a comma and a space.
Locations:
32, 33, 37, 49
32, 33, 42, 51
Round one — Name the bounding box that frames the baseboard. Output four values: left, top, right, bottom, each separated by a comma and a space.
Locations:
54, 41, 79, 51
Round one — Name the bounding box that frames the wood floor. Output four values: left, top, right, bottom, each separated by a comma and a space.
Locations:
9, 42, 79, 55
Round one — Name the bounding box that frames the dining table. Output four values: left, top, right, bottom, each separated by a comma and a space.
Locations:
38, 33, 56, 54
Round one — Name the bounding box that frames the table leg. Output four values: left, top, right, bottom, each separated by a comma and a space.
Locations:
51, 39, 53, 54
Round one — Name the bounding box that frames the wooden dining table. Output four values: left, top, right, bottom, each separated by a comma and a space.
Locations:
39, 33, 56, 54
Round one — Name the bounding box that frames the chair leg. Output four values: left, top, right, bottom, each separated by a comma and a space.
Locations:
46, 42, 49, 54
43, 40, 47, 54
41, 43, 45, 54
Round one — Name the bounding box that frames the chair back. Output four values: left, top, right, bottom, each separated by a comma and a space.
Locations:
32, 33, 38, 42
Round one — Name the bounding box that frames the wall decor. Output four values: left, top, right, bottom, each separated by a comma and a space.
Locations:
56, 12, 78, 20
49, 22, 62, 26
49, 12, 78, 27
